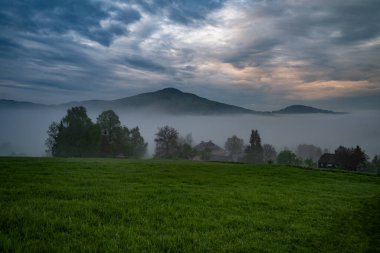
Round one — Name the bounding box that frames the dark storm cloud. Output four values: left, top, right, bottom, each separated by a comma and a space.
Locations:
0, 32, 119, 96
225, 0, 380, 68
224, 38, 281, 68
125, 57, 167, 72
132, 0, 225, 24
0, 0, 141, 46
0, 0, 145, 100
282, 0, 380, 44
114, 7, 142, 24
0, 37, 23, 56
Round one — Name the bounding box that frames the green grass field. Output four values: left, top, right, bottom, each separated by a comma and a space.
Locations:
0, 158, 379, 252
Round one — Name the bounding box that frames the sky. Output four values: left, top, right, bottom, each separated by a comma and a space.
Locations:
0, 0, 380, 110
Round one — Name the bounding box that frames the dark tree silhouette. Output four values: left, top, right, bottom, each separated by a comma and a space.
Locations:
46, 107, 147, 158
97, 110, 122, 156
154, 126, 179, 159
97, 110, 121, 142
129, 127, 148, 159
334, 145, 368, 170
45, 122, 59, 156
47, 106, 100, 157
244, 129, 263, 163
97, 111, 147, 158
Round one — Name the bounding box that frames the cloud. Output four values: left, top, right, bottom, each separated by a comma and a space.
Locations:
0, 0, 141, 46
125, 56, 167, 72
132, 0, 226, 24
0, 0, 379, 109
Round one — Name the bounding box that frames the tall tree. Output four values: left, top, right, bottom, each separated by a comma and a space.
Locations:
154, 126, 179, 159
225, 135, 244, 162
97, 110, 122, 156
46, 107, 148, 158
45, 122, 59, 156
48, 106, 100, 157
263, 144, 277, 163
97, 110, 121, 142
353, 146, 368, 170
129, 127, 148, 159
244, 129, 263, 163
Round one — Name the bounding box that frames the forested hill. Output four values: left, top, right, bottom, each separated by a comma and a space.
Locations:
272, 105, 337, 114
0, 100, 46, 109
0, 88, 258, 115
106, 88, 259, 114
0, 88, 338, 115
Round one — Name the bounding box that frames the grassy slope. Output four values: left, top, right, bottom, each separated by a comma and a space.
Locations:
0, 158, 378, 252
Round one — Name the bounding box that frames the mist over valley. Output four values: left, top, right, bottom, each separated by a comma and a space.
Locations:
1, 105, 379, 159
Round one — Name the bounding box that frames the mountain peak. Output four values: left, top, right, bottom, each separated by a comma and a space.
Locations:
115, 87, 254, 115
155, 87, 183, 94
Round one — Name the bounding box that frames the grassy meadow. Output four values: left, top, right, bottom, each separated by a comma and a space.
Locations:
0, 157, 379, 252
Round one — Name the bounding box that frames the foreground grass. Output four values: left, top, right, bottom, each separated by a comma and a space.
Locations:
0, 158, 379, 252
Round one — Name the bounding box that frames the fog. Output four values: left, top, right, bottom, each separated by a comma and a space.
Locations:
1, 108, 379, 159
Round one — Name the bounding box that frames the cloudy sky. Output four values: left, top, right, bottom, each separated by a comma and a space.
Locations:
1, 0, 379, 110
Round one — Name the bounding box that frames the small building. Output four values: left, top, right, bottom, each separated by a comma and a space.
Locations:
318, 153, 339, 168
193, 141, 229, 161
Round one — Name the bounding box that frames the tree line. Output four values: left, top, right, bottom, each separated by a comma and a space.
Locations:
46, 106, 147, 158
152, 125, 376, 172
46, 106, 378, 173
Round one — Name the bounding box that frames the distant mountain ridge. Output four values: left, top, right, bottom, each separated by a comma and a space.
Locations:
62, 88, 258, 115
0, 99, 46, 109
0, 88, 339, 115
272, 105, 336, 114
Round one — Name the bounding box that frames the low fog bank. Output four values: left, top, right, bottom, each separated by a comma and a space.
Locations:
0, 108, 67, 156
116, 111, 380, 158
1, 108, 379, 158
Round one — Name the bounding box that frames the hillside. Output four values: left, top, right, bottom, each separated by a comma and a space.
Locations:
0, 157, 378, 252
0, 88, 338, 115
1, 88, 259, 115
0, 99, 47, 109
106, 88, 258, 114
273, 105, 336, 114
